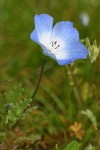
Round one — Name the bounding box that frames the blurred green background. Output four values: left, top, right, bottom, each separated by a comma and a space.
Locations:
0, 0, 100, 84
0, 0, 100, 149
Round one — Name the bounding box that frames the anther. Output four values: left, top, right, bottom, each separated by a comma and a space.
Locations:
52, 41, 57, 46
51, 41, 60, 50
55, 45, 60, 49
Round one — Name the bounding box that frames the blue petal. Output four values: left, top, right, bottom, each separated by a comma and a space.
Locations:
34, 14, 53, 45
30, 29, 51, 56
30, 29, 40, 44
51, 21, 79, 45
66, 42, 88, 60
54, 42, 88, 65
57, 59, 73, 65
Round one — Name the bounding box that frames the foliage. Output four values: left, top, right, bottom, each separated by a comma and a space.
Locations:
81, 109, 98, 130
0, 83, 40, 149
55, 141, 79, 150
81, 38, 100, 63
0, 83, 37, 127
85, 144, 95, 150
0, 0, 100, 149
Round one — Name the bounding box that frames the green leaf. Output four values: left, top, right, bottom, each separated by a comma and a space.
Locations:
66, 141, 79, 150
0, 82, 37, 126
60, 141, 79, 150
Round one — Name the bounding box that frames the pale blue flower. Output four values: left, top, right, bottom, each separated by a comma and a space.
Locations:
30, 14, 88, 65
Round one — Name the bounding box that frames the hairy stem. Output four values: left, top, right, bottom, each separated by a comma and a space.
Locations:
30, 57, 46, 107
12, 57, 46, 129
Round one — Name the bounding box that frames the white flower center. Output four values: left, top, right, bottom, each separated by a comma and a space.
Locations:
47, 40, 60, 53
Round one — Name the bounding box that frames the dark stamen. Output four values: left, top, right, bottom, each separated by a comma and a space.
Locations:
55, 45, 60, 49
51, 41, 60, 50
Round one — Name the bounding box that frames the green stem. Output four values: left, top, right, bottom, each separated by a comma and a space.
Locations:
66, 65, 84, 108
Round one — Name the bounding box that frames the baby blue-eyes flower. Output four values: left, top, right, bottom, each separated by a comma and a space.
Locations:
30, 14, 88, 65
